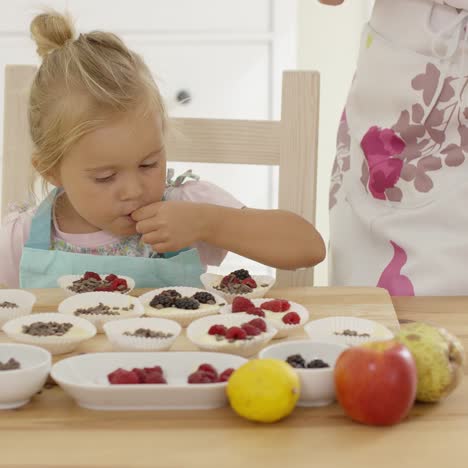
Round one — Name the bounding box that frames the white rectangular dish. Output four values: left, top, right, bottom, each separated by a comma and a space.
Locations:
51, 351, 247, 410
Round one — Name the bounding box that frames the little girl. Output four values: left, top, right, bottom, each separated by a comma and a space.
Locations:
0, 11, 325, 289
325, 0, 468, 295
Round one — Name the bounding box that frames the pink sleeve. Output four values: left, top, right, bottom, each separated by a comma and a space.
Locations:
0, 211, 33, 288
165, 181, 244, 266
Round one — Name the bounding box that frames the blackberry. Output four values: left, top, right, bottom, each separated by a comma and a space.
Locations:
307, 359, 330, 369
149, 294, 175, 309
174, 297, 200, 310
192, 291, 216, 304
286, 354, 306, 369
232, 269, 251, 281
160, 289, 182, 298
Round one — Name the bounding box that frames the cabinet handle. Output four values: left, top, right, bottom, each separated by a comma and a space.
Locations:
176, 89, 192, 105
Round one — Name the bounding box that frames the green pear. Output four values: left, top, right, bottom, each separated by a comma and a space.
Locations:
396, 322, 465, 403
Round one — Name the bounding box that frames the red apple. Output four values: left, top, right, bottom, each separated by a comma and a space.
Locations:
334, 340, 417, 426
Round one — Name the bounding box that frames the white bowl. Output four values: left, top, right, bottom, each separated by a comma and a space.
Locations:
57, 274, 135, 296
0, 343, 51, 409
51, 351, 247, 410
138, 287, 225, 327
187, 312, 277, 358
304, 316, 394, 347
221, 298, 309, 339
58, 292, 144, 333
103, 318, 181, 352
200, 272, 275, 304
259, 340, 347, 407
0, 290, 36, 327
2, 313, 97, 355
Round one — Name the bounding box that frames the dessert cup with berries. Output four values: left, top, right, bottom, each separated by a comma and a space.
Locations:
57, 272, 135, 296
51, 351, 247, 410
187, 312, 277, 357
200, 269, 275, 304
58, 292, 144, 333
138, 287, 225, 327
220, 297, 310, 339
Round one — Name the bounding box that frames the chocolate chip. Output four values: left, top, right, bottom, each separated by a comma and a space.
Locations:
74, 302, 120, 316
123, 328, 174, 339
0, 301, 18, 309
0, 358, 20, 370
22, 321, 73, 337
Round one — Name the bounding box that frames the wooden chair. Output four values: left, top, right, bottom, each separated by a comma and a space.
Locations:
2, 65, 320, 287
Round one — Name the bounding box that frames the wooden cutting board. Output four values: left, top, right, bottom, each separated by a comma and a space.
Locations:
4, 286, 400, 358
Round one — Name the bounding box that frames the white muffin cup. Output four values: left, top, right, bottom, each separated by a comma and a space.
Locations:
187, 312, 277, 358
138, 287, 225, 327
58, 292, 144, 333
103, 317, 181, 352
2, 313, 97, 355
200, 273, 275, 304
0, 290, 36, 327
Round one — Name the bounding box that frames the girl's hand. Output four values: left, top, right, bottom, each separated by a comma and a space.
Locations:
132, 201, 208, 253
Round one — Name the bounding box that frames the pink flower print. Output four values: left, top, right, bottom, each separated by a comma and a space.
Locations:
361, 126, 406, 200
377, 241, 414, 296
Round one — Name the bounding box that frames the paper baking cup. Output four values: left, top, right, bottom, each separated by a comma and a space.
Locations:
200, 273, 275, 304
103, 317, 181, 352
220, 298, 310, 339
304, 316, 394, 347
138, 287, 225, 327
0, 290, 36, 327
2, 313, 97, 355
187, 313, 277, 358
57, 274, 135, 296
58, 292, 144, 333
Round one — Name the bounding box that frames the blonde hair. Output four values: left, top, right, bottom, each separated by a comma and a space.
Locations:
29, 11, 168, 181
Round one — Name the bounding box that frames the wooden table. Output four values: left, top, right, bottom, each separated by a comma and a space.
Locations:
1, 287, 466, 468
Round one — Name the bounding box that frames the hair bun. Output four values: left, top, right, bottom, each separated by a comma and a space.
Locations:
30, 12, 75, 58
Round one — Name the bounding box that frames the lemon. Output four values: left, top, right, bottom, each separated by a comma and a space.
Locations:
226, 359, 300, 423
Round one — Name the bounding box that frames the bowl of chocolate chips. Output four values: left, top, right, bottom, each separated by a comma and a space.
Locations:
0, 343, 51, 409
259, 340, 347, 407
0, 290, 36, 327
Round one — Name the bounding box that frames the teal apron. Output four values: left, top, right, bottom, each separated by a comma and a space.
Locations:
19, 189, 204, 288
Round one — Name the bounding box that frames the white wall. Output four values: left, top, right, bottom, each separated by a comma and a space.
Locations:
297, 0, 372, 285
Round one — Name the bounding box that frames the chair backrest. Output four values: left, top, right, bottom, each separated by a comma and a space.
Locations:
2, 66, 319, 287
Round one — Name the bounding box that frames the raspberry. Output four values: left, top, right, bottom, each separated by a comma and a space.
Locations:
188, 371, 217, 384
143, 366, 163, 375
282, 312, 301, 325
225, 326, 248, 340
208, 324, 227, 336
261, 299, 290, 312
110, 278, 128, 291
198, 364, 218, 379
84, 271, 101, 281
241, 277, 257, 289
231, 269, 251, 280
220, 274, 240, 288
241, 323, 261, 336
246, 307, 265, 317
218, 368, 235, 382
248, 318, 267, 332
232, 296, 255, 313
105, 274, 117, 282
144, 371, 167, 384
132, 367, 147, 383
107, 368, 139, 385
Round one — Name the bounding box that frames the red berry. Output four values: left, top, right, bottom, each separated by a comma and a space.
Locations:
282, 312, 301, 325
242, 277, 257, 288
248, 318, 267, 332
84, 271, 101, 281
188, 371, 217, 384
218, 368, 235, 382
208, 324, 227, 336
246, 307, 265, 317
110, 278, 128, 290
132, 368, 147, 383
220, 274, 240, 287
241, 323, 261, 336
261, 299, 290, 313
105, 274, 118, 281
198, 364, 218, 379
225, 326, 248, 340
107, 368, 140, 385
144, 371, 167, 384
143, 366, 163, 375
232, 296, 255, 313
